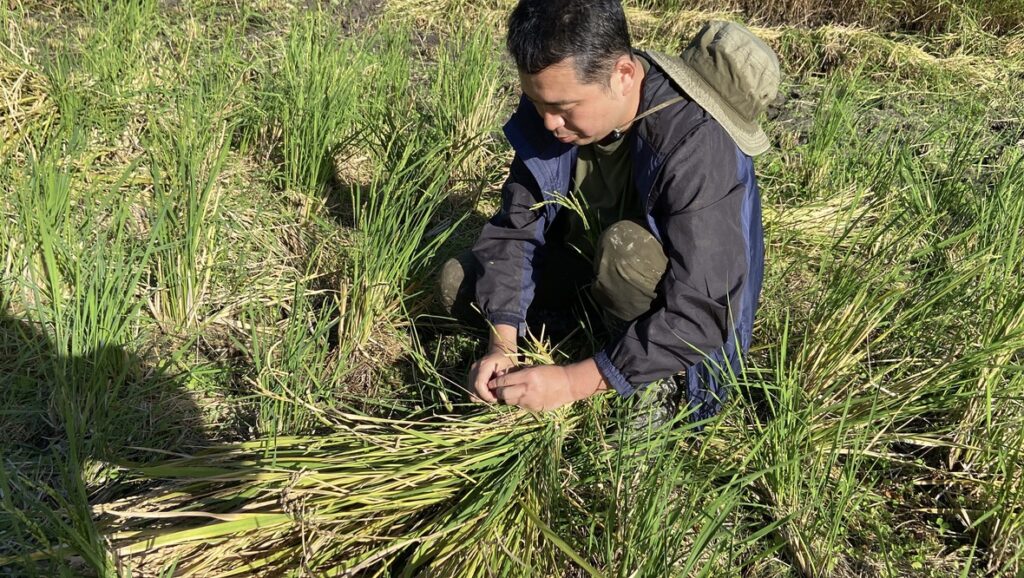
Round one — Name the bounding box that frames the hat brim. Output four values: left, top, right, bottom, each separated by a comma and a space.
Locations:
648, 52, 770, 157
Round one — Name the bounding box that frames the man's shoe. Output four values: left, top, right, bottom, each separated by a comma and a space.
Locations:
628, 374, 684, 434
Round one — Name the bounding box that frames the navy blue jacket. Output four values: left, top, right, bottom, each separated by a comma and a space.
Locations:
472, 53, 764, 420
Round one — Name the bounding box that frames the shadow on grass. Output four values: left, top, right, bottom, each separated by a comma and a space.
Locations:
0, 303, 207, 577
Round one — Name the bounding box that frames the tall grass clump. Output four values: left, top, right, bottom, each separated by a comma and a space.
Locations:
9, 126, 169, 443
554, 403, 780, 577
0, 127, 179, 575
721, 76, 1021, 571
75, 0, 158, 90
256, 13, 364, 214
942, 151, 1024, 575
356, 23, 415, 130
795, 77, 860, 198
423, 24, 503, 183
337, 134, 468, 356
42, 0, 162, 137
245, 282, 348, 436
145, 72, 235, 334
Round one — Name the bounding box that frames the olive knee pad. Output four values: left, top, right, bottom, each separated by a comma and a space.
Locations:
592, 220, 668, 321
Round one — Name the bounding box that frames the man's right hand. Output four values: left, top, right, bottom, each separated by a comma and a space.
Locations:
468, 324, 519, 403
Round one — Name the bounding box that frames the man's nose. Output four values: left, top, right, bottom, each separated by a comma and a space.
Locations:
542, 111, 564, 133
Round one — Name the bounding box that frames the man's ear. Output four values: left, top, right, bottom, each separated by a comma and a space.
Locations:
611, 54, 639, 96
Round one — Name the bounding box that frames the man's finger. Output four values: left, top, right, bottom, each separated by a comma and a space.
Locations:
473, 363, 499, 403
488, 370, 528, 391
475, 381, 498, 403
494, 383, 527, 406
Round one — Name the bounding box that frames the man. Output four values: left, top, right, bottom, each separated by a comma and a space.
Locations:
440, 0, 778, 422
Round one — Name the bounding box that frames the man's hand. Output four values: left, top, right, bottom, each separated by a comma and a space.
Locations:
468, 350, 517, 403
487, 359, 607, 412
468, 323, 520, 403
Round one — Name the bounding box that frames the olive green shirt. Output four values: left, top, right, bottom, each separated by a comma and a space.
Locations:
562, 131, 642, 260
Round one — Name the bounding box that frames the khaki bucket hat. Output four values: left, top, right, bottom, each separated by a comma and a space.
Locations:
648, 21, 780, 156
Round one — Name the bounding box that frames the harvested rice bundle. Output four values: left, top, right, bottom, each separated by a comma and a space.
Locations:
96, 410, 579, 577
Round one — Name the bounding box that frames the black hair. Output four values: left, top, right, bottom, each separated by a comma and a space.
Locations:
506, 0, 633, 85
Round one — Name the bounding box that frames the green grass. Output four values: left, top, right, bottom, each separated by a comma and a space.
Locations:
1, 0, 1023, 576
145, 70, 235, 334
257, 14, 364, 208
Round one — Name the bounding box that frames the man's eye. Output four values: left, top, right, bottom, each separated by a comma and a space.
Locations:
541, 104, 570, 114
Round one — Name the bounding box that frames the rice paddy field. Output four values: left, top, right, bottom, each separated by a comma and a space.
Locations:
1, 0, 1023, 576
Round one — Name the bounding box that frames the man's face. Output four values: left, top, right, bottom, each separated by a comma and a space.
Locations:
519, 56, 635, 146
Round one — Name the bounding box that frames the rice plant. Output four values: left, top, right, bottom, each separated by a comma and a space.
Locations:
338, 133, 469, 356
92, 410, 570, 576
423, 23, 504, 183
244, 280, 348, 437
0, 121, 186, 576
145, 76, 234, 334
257, 12, 365, 214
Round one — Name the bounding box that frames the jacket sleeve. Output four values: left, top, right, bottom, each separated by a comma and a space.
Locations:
471, 155, 548, 335
594, 121, 748, 395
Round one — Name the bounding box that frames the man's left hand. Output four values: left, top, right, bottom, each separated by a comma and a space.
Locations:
487, 360, 606, 412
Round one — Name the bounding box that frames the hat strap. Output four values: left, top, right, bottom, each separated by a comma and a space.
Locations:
609, 96, 686, 140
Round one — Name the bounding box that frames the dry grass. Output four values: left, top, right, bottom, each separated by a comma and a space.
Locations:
0, 42, 54, 158
681, 0, 1024, 33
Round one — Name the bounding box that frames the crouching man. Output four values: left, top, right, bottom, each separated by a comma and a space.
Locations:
440, 0, 778, 422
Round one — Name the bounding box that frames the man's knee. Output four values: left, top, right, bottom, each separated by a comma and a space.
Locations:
592, 220, 668, 321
